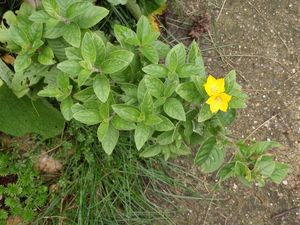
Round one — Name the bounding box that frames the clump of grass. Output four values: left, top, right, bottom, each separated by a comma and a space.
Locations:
32, 121, 208, 225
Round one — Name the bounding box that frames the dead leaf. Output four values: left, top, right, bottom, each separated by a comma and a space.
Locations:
37, 152, 63, 174
6, 216, 22, 225
1, 54, 15, 65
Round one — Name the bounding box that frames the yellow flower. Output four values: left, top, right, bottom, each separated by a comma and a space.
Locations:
204, 75, 225, 96
206, 93, 232, 113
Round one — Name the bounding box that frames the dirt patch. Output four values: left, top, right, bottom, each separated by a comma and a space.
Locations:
162, 0, 300, 224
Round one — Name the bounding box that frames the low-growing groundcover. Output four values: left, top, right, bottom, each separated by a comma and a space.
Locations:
0, 0, 289, 223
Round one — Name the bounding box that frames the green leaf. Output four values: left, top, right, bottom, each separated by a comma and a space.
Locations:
81, 32, 96, 64
157, 131, 174, 145
178, 64, 202, 78
60, 97, 73, 121
77, 69, 91, 86
0, 84, 64, 138
170, 143, 191, 156
192, 76, 206, 98
228, 84, 248, 108
29, 10, 51, 23
29, 22, 43, 42
176, 81, 201, 103
3, 10, 17, 25
249, 141, 283, 155
99, 101, 110, 120
234, 161, 252, 183
216, 109, 236, 126
163, 98, 186, 121
107, 0, 128, 5
62, 22, 81, 47
218, 163, 235, 181
164, 80, 178, 98
93, 75, 110, 103
140, 145, 162, 158
154, 40, 170, 58
140, 45, 159, 64
14, 54, 31, 72
101, 50, 134, 74
73, 87, 97, 102
9, 26, 30, 48
66, 2, 92, 19
152, 115, 174, 131
97, 120, 109, 141
47, 38, 67, 61
42, 0, 60, 18
93, 33, 106, 64
225, 70, 236, 92
98, 122, 119, 155
143, 32, 160, 47
144, 76, 164, 98
65, 46, 82, 60
188, 40, 205, 75
0, 79, 3, 87
142, 64, 168, 78
134, 123, 153, 150
74, 6, 109, 29
38, 46, 55, 65
112, 104, 140, 122
166, 43, 186, 70
144, 114, 162, 126
254, 156, 276, 177
112, 115, 136, 130
140, 92, 153, 114
136, 16, 151, 45
72, 104, 101, 125
114, 24, 139, 46
188, 40, 200, 63
165, 51, 178, 72
44, 19, 64, 39
269, 163, 289, 184
194, 137, 225, 173
57, 60, 82, 75
198, 104, 214, 122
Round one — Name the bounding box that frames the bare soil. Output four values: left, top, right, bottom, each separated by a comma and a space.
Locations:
162, 0, 300, 224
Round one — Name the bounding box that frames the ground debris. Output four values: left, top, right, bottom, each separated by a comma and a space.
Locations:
36, 152, 63, 174
6, 216, 23, 225
189, 13, 210, 38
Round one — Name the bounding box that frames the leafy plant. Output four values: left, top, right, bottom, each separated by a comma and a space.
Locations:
0, 151, 48, 223
0, 0, 288, 187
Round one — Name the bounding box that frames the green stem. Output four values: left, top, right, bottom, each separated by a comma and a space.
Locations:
125, 0, 142, 20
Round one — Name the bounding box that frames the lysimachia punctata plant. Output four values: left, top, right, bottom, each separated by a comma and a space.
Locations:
0, 0, 288, 186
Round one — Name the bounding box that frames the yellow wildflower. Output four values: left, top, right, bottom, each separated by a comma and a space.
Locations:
203, 75, 232, 113
206, 93, 232, 113
204, 75, 225, 96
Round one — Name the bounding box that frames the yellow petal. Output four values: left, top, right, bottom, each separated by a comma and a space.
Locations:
210, 102, 220, 113
219, 93, 232, 112
216, 78, 225, 93
206, 93, 232, 113
206, 96, 215, 104
203, 75, 226, 96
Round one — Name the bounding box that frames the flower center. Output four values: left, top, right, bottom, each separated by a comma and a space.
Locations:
210, 85, 218, 94
215, 96, 223, 104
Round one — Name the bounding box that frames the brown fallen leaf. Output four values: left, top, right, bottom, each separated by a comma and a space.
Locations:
1, 54, 15, 65
37, 152, 63, 174
6, 216, 22, 225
